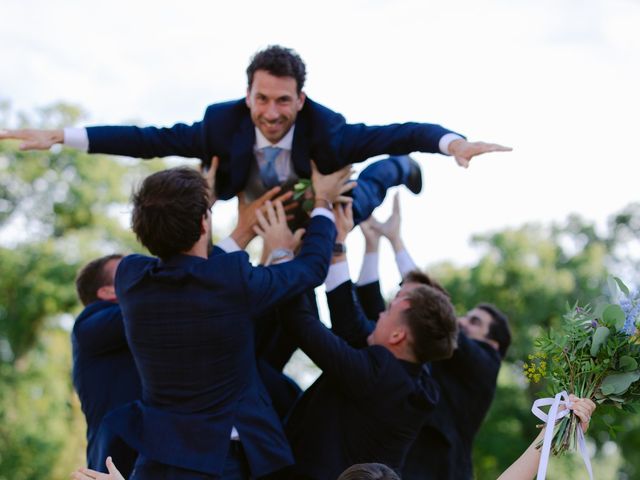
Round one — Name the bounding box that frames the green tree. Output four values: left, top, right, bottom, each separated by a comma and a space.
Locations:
430, 211, 640, 479
0, 103, 164, 479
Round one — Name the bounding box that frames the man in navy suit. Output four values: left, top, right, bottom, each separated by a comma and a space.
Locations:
0, 46, 510, 223
355, 201, 511, 480
72, 254, 141, 478
264, 203, 458, 480
106, 163, 349, 479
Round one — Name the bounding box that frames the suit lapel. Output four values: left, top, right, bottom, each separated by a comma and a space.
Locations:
291, 117, 311, 179
230, 115, 256, 193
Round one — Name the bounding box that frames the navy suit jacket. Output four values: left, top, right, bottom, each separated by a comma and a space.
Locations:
353, 283, 501, 480
86, 97, 458, 200
283, 282, 439, 480
72, 301, 142, 476
106, 215, 335, 478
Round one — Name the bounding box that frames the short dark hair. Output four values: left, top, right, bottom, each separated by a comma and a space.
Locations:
131, 167, 210, 260
246, 45, 306, 93
403, 269, 451, 298
75, 254, 123, 306
337, 463, 400, 480
477, 303, 511, 358
403, 285, 458, 363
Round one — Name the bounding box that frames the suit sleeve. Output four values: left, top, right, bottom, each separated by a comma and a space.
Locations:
281, 294, 390, 399
336, 121, 464, 164
244, 215, 336, 314
86, 120, 209, 161
73, 306, 128, 355
326, 281, 375, 349
355, 281, 386, 321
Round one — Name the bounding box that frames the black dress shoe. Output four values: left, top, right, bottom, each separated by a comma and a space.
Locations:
405, 155, 423, 194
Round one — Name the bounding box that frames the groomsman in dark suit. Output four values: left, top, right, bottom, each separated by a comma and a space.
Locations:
105, 163, 350, 479
354, 200, 511, 480
0, 46, 510, 224
264, 203, 459, 480
72, 254, 141, 478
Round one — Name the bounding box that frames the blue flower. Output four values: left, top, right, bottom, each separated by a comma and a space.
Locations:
620, 289, 640, 335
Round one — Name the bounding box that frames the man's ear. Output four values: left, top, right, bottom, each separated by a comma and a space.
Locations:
201, 213, 209, 235
97, 285, 117, 302
296, 91, 306, 111
388, 327, 408, 346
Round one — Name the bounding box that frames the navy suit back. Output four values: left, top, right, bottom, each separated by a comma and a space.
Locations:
72, 301, 141, 475
108, 215, 335, 478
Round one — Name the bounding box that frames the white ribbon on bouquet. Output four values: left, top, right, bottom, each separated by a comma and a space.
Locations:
531, 391, 593, 480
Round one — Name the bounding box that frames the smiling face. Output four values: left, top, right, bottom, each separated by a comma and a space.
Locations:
245, 70, 306, 144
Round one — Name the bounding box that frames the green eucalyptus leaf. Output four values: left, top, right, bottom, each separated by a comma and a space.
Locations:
613, 276, 631, 296
608, 276, 620, 299
593, 302, 608, 319
600, 371, 640, 396
591, 326, 610, 356
619, 356, 638, 372
602, 304, 626, 330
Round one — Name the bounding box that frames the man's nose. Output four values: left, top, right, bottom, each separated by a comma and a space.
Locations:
264, 102, 279, 120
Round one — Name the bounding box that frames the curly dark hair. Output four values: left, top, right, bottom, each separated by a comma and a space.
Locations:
246, 45, 306, 92
75, 254, 123, 306
131, 167, 210, 260
404, 285, 459, 363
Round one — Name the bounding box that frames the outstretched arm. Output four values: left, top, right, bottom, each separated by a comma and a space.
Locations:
375, 192, 417, 278
0, 128, 64, 150
497, 396, 596, 480
448, 138, 512, 169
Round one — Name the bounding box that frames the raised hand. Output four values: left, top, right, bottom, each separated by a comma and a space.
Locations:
201, 155, 220, 207
231, 187, 294, 249
448, 138, 512, 168
375, 192, 406, 253
0, 128, 64, 150
333, 202, 354, 244
71, 456, 125, 480
254, 200, 305, 265
310, 161, 356, 207
359, 216, 383, 253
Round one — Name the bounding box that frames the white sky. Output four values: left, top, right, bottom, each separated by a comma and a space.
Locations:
2, 0, 640, 298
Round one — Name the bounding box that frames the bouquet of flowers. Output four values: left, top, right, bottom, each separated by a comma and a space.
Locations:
524, 277, 640, 456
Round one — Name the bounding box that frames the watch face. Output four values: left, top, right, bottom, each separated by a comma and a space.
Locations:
333, 243, 346, 254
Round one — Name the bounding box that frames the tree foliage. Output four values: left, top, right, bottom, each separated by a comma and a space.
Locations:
431, 212, 640, 479
0, 103, 162, 479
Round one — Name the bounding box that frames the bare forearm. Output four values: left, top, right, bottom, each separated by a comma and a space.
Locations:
497, 429, 544, 480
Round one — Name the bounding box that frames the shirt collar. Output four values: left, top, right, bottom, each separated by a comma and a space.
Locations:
254, 125, 295, 150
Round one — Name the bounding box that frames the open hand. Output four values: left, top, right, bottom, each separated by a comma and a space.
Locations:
0, 128, 64, 150
71, 456, 124, 480
448, 139, 512, 168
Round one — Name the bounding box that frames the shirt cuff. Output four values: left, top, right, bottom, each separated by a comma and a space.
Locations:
439, 133, 464, 155
216, 236, 241, 253
311, 207, 335, 223
396, 250, 418, 278
325, 261, 350, 292
356, 252, 379, 286
63, 127, 89, 151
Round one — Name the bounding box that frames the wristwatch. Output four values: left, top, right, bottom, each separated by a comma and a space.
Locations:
333, 243, 347, 255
